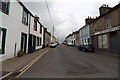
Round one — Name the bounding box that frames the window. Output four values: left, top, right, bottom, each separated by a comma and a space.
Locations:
102, 34, 108, 48
0, 31, 3, 49
40, 25, 42, 34
40, 37, 41, 46
106, 15, 112, 28
0, 28, 7, 54
98, 34, 108, 48
94, 23, 97, 32
34, 19, 37, 31
88, 38, 89, 43
98, 35, 102, 48
22, 9, 28, 26
0, 0, 10, 14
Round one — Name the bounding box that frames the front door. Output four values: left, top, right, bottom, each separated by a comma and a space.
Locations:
21, 33, 27, 53
110, 32, 119, 54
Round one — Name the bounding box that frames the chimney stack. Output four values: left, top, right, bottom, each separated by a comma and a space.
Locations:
99, 4, 112, 16
85, 16, 96, 24
35, 15, 40, 21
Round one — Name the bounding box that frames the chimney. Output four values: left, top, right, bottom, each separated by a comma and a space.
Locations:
85, 16, 96, 24
99, 4, 112, 16
34, 15, 40, 21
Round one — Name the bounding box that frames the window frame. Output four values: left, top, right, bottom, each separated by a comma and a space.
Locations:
94, 23, 97, 32
22, 8, 28, 26
40, 25, 42, 34
98, 34, 108, 49
105, 15, 112, 28
34, 19, 37, 31
0, 0, 10, 15
0, 28, 7, 54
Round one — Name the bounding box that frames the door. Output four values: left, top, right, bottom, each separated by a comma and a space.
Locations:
110, 32, 119, 53
21, 33, 27, 53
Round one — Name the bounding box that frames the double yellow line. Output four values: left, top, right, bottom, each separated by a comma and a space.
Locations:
16, 49, 50, 78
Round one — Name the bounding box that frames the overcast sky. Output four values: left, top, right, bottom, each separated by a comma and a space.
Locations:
20, 0, 119, 42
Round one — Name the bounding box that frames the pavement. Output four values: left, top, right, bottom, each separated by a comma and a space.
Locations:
16, 44, 119, 78
0, 48, 49, 78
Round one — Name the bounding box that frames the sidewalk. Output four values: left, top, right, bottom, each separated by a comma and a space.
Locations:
95, 50, 120, 58
1, 48, 49, 77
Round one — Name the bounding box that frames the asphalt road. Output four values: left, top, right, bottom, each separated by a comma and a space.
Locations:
18, 44, 119, 78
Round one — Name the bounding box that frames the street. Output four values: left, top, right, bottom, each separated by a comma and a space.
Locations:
17, 44, 119, 78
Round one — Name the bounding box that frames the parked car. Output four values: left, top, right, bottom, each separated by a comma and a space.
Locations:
79, 43, 94, 52
55, 42, 59, 46
50, 42, 57, 48
67, 42, 74, 46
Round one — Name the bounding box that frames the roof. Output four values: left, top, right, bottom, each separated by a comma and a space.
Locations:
88, 3, 120, 24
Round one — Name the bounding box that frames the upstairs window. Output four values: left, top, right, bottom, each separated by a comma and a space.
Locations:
106, 15, 112, 28
94, 23, 97, 32
40, 25, 42, 34
22, 9, 28, 26
0, 0, 10, 15
34, 19, 37, 31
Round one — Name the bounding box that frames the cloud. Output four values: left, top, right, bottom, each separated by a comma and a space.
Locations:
21, 0, 119, 42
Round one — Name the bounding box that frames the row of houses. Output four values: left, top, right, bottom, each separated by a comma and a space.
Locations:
0, 0, 57, 61
65, 3, 120, 54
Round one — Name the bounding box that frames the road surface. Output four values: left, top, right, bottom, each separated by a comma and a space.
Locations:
18, 44, 119, 78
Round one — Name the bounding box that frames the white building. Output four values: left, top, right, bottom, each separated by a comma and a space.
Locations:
28, 15, 44, 53
0, 0, 30, 61
0, 0, 45, 61
66, 33, 75, 45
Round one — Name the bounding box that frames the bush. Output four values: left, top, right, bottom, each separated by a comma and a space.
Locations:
17, 49, 23, 57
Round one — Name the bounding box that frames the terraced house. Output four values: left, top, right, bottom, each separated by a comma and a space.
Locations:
89, 4, 120, 54
28, 15, 44, 53
0, 0, 31, 61
0, 0, 47, 61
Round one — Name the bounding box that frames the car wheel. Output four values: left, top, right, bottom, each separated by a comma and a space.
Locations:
83, 48, 85, 52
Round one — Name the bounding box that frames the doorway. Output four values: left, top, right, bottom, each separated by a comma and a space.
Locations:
110, 32, 119, 54
21, 33, 27, 53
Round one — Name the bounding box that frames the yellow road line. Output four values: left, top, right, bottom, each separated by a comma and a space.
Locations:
0, 72, 13, 79
16, 49, 50, 78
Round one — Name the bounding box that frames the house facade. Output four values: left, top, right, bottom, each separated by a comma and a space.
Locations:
43, 27, 51, 48
89, 4, 120, 54
79, 25, 90, 45
74, 31, 80, 46
0, 0, 50, 61
28, 15, 44, 53
0, 0, 31, 61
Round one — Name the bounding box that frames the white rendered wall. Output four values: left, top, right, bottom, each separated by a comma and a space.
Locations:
30, 16, 43, 50
0, 1, 28, 61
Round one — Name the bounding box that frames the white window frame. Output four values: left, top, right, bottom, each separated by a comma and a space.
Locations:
0, 30, 3, 49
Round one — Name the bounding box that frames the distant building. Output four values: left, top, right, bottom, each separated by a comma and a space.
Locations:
89, 4, 120, 54
79, 25, 90, 45
43, 28, 51, 48
74, 31, 80, 46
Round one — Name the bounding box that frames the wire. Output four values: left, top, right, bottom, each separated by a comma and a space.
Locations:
45, 0, 54, 27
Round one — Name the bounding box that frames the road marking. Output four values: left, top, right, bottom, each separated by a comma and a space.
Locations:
0, 72, 13, 80
16, 49, 50, 78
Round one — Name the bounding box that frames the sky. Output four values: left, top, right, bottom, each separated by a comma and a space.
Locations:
20, 0, 120, 42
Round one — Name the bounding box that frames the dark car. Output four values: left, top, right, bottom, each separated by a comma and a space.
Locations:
79, 43, 95, 52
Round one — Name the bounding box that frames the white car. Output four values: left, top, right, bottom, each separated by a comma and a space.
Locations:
67, 42, 74, 46
50, 42, 57, 48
